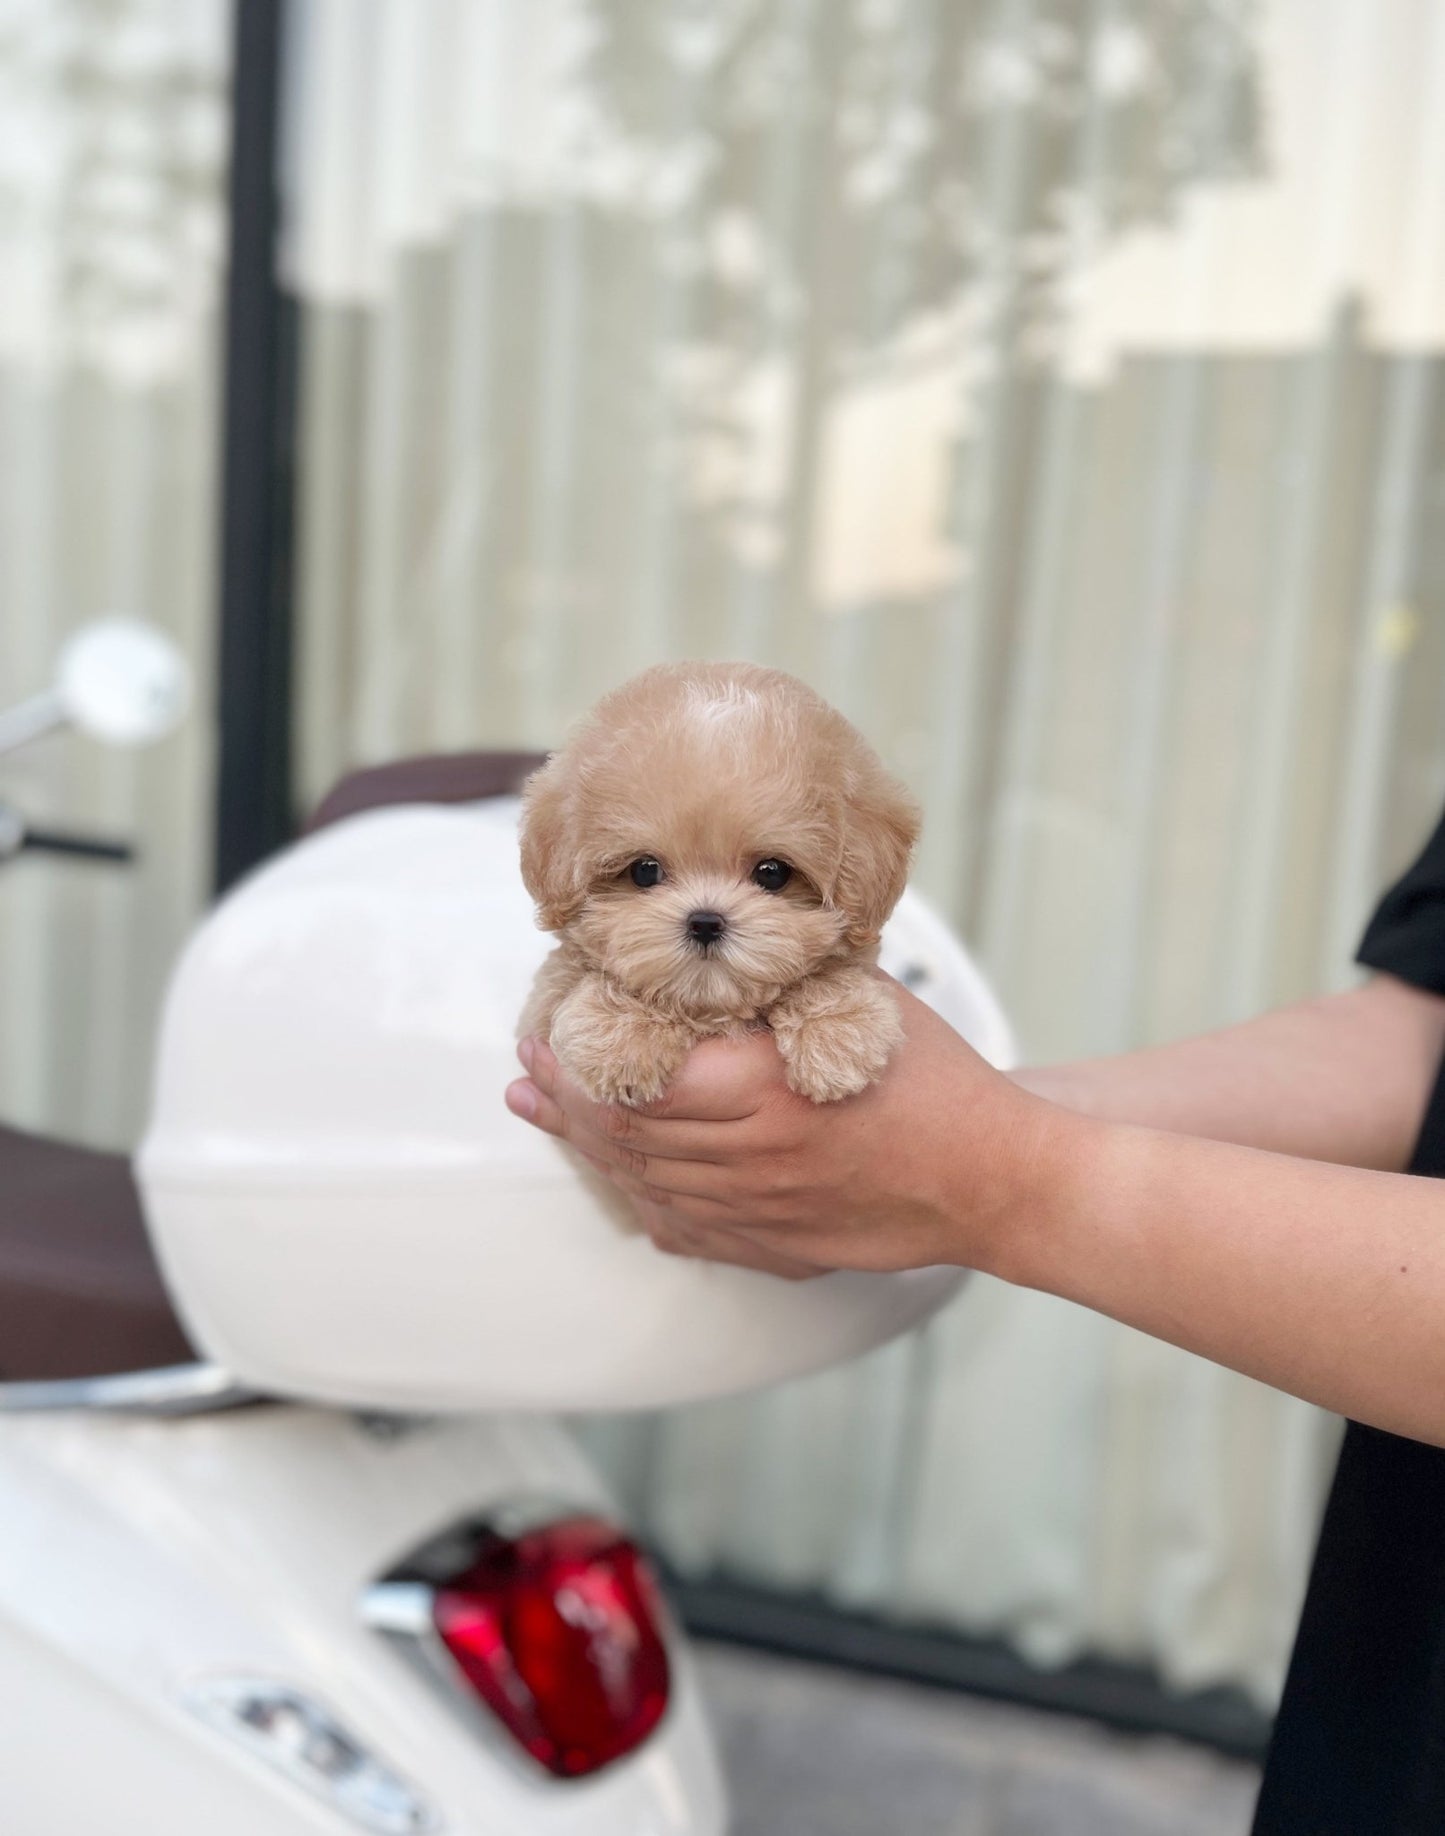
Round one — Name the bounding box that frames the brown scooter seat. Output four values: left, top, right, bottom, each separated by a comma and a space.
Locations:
0, 1125, 196, 1382
0, 749, 546, 1384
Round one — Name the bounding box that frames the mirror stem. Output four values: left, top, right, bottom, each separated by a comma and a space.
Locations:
0, 691, 65, 760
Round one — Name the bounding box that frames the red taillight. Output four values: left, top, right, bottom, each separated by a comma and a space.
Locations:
431, 1516, 671, 1779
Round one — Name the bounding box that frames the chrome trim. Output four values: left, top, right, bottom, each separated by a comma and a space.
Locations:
361, 1577, 544, 1785
0, 1362, 264, 1416
184, 1675, 439, 1834
362, 1580, 435, 1639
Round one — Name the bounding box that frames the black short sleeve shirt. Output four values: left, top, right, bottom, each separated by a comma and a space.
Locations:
1252, 809, 1445, 1834
1360, 805, 1445, 999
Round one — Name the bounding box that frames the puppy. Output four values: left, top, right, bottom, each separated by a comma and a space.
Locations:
517, 661, 920, 1106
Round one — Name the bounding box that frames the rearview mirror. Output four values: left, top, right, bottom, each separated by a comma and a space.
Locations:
54, 618, 191, 747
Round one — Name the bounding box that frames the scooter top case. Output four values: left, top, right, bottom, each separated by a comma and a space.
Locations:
138, 787, 1014, 1414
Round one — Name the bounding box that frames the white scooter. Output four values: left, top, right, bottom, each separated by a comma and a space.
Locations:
0, 623, 1014, 1836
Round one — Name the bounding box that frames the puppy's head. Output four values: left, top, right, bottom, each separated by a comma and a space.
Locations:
520, 662, 919, 1018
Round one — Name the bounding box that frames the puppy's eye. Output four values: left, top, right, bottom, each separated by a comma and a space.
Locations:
751, 859, 792, 893
629, 857, 664, 888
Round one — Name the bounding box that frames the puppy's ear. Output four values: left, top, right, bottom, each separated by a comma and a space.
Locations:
832, 760, 920, 948
519, 753, 587, 931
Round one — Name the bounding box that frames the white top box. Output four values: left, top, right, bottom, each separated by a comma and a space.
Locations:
138, 798, 1013, 1412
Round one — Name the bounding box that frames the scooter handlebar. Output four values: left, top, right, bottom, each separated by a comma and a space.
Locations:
0, 809, 136, 867
21, 828, 136, 865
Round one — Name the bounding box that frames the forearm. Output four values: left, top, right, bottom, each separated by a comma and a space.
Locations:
1013, 977, 1445, 1171
994, 1106, 1445, 1446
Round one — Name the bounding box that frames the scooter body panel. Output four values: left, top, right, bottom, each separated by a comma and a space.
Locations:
0, 1403, 726, 1834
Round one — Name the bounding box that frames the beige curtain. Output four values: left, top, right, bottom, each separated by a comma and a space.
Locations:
0, 0, 229, 1148
278, 0, 1445, 1705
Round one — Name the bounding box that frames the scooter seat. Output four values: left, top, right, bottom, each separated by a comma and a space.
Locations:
305, 749, 547, 834
0, 1124, 195, 1381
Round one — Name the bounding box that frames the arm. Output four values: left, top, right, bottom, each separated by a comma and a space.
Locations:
1014, 1102, 1445, 1444
1013, 974, 1445, 1170
506, 973, 1445, 1447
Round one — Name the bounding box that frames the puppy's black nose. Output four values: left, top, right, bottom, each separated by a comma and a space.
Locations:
687, 910, 727, 946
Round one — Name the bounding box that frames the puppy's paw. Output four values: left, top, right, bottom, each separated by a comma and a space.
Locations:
771, 975, 904, 1103
576, 1045, 679, 1109
550, 984, 690, 1109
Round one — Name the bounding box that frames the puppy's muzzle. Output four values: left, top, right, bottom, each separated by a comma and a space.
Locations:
686, 910, 727, 950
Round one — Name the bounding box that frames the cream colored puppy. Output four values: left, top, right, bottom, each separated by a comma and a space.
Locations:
518, 661, 920, 1107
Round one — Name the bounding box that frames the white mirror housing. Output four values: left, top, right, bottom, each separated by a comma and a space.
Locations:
55, 617, 191, 746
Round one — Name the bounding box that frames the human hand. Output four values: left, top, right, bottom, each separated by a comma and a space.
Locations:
505, 980, 1065, 1280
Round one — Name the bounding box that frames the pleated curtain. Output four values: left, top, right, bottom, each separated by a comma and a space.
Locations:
0, 0, 228, 1146
280, 0, 1445, 1705
7, 0, 1445, 1710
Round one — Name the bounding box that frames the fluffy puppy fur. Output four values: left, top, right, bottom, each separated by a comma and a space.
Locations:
518, 661, 920, 1106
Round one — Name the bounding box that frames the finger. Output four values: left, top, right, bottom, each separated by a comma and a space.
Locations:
521, 1033, 781, 1128
505, 1075, 570, 1139
506, 1076, 717, 1193
514, 1038, 619, 1135
514, 1038, 774, 1166
504, 1100, 815, 1271
572, 1144, 735, 1207
643, 1031, 785, 1121
507, 1063, 660, 1165
639, 1204, 823, 1282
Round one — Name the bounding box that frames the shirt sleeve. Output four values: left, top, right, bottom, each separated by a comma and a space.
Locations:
1357, 807, 1445, 995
